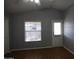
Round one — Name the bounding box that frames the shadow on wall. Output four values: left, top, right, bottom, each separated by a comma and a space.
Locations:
64, 36, 74, 52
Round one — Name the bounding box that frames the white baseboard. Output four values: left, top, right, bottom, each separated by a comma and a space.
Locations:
64, 46, 74, 54
11, 46, 53, 51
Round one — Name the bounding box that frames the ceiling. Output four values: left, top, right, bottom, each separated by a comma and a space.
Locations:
4, 0, 74, 13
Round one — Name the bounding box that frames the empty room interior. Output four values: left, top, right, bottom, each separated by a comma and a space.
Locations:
4, 0, 74, 59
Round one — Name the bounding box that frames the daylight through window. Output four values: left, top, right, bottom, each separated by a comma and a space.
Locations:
25, 22, 41, 42
54, 22, 61, 35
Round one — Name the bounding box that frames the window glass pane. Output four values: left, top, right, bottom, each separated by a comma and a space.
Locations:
25, 32, 41, 42
25, 22, 41, 42
25, 22, 41, 31
54, 22, 61, 35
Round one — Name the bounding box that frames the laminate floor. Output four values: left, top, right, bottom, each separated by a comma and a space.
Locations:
5, 47, 74, 59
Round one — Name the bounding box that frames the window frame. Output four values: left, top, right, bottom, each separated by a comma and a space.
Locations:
24, 21, 42, 42
53, 22, 62, 36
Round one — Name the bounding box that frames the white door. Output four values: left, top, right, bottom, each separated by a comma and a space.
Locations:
52, 20, 63, 47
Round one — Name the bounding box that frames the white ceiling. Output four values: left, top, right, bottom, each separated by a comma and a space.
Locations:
4, 0, 74, 13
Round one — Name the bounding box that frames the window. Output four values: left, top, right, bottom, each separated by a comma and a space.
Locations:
25, 22, 41, 42
54, 22, 61, 35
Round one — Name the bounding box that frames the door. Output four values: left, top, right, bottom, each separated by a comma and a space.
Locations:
52, 20, 63, 47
